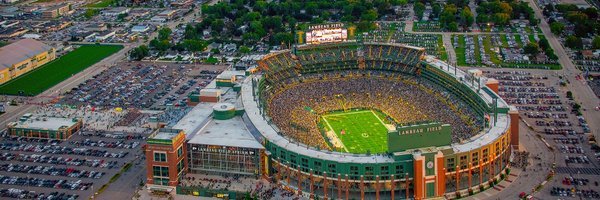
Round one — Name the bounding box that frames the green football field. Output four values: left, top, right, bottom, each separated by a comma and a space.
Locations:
0, 45, 123, 96
321, 110, 389, 154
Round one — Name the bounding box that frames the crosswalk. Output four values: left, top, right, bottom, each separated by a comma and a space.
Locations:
555, 167, 600, 175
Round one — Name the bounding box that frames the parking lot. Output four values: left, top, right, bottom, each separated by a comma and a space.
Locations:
59, 62, 227, 109
480, 68, 600, 199
0, 129, 146, 200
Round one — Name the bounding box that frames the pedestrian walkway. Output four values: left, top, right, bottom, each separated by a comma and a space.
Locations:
463, 168, 523, 200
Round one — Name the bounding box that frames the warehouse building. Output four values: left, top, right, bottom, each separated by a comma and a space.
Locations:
0, 39, 55, 85
7, 113, 82, 140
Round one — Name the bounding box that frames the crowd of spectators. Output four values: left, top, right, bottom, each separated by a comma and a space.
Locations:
511, 151, 530, 170
33, 105, 125, 131
260, 43, 425, 83
589, 77, 600, 98
264, 70, 482, 150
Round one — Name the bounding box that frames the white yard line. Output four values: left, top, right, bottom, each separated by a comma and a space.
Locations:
370, 110, 387, 126
322, 117, 350, 153
323, 110, 372, 117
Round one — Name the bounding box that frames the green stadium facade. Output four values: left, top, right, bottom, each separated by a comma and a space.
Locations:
237, 41, 520, 200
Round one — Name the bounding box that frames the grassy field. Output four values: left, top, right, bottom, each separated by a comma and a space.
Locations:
473, 36, 482, 65
500, 34, 509, 48
437, 36, 448, 61
514, 35, 524, 47
86, 0, 116, 8
321, 109, 389, 154
0, 41, 8, 47
454, 35, 466, 66
482, 35, 501, 65
0, 45, 123, 96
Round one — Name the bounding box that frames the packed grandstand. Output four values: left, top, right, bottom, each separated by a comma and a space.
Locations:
258, 42, 484, 152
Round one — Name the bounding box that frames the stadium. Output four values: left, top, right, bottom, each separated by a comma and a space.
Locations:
238, 25, 520, 200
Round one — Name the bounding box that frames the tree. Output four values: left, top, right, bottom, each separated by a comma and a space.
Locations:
566, 11, 588, 23
583, 7, 598, 19
523, 42, 540, 56
158, 27, 172, 41
460, 7, 474, 28
261, 16, 283, 31
492, 13, 510, 25
439, 4, 458, 29
84, 9, 98, 19
356, 21, 377, 32
272, 32, 293, 46
239, 46, 251, 54
130, 45, 149, 61
592, 36, 600, 49
550, 22, 565, 35
499, 2, 513, 14
211, 19, 225, 33
361, 9, 378, 21
432, 4, 442, 18
565, 36, 583, 49
448, 22, 459, 32
181, 39, 207, 52
150, 39, 171, 52
538, 38, 550, 50
184, 24, 198, 39
414, 3, 426, 20
545, 48, 558, 60
117, 13, 128, 21
249, 21, 266, 37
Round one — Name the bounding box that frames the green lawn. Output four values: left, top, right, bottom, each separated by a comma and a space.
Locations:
482, 35, 501, 65
500, 34, 509, 48
528, 34, 537, 43
437, 36, 448, 61
321, 109, 389, 154
86, 0, 116, 8
0, 41, 8, 47
473, 36, 482, 65
454, 35, 466, 66
0, 45, 123, 96
514, 35, 523, 47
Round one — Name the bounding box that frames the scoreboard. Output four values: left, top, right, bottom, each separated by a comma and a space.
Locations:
306, 23, 348, 44
387, 122, 452, 152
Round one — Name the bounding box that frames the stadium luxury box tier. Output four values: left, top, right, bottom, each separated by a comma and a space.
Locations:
240, 41, 519, 200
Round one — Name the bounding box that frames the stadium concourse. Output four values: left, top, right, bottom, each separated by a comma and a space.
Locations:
141, 41, 519, 200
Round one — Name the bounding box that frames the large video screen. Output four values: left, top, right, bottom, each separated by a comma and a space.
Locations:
306, 28, 348, 44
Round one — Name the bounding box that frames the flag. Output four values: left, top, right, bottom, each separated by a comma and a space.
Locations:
341, 129, 346, 135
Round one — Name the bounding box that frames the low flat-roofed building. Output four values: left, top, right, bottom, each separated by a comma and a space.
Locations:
101, 7, 130, 16
0, 27, 27, 39
170, 0, 193, 8
7, 114, 82, 140
21, 33, 41, 39
150, 16, 167, 23
84, 23, 107, 32
95, 30, 115, 41
0, 39, 55, 85
157, 9, 177, 19
131, 25, 149, 33
129, 9, 150, 18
